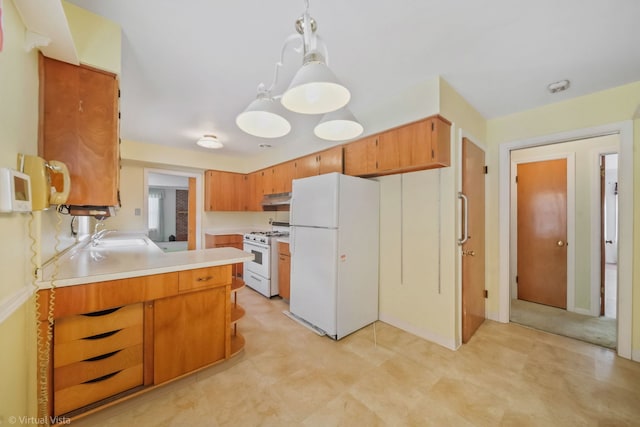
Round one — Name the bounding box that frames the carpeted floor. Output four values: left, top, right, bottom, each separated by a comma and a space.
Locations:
510, 299, 616, 349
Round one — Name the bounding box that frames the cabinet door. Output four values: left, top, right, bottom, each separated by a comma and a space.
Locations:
318, 146, 343, 175
41, 57, 119, 206
205, 170, 246, 211
295, 154, 319, 179
154, 287, 226, 384
343, 136, 378, 176
377, 121, 425, 172
273, 161, 296, 193
260, 168, 274, 195
278, 242, 291, 301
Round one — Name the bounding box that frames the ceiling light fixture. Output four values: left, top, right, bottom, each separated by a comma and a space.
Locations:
314, 107, 363, 141
236, 0, 361, 141
196, 134, 223, 149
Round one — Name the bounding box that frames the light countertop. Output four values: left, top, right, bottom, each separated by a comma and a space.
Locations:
39, 233, 253, 288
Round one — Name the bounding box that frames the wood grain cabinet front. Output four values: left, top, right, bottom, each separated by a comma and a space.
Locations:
343, 115, 451, 177
53, 303, 143, 416
277, 242, 291, 301
153, 287, 227, 384
39, 55, 120, 207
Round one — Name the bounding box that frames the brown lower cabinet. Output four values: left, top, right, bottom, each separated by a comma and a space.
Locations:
278, 242, 291, 301
154, 287, 226, 384
37, 264, 242, 419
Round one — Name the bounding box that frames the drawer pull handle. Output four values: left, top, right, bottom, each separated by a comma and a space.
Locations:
83, 370, 121, 384
196, 276, 213, 282
82, 307, 123, 317
82, 329, 121, 340
84, 350, 121, 362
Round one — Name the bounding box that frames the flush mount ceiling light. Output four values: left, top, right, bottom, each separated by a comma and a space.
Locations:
547, 79, 571, 94
314, 107, 363, 141
196, 134, 223, 149
236, 0, 361, 141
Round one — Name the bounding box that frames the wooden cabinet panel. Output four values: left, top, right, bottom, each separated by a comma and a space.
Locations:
343, 115, 451, 177
37, 273, 178, 321
343, 136, 378, 176
318, 146, 343, 174
295, 154, 319, 179
204, 235, 244, 277
40, 56, 119, 206
277, 242, 291, 301
204, 170, 246, 211
259, 167, 274, 195
154, 287, 227, 384
53, 303, 143, 415
273, 161, 296, 193
178, 265, 231, 293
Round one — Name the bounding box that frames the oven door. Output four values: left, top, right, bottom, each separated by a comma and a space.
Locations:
243, 240, 270, 279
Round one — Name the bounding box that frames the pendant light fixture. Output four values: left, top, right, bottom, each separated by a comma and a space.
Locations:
236, 0, 361, 141
313, 107, 363, 141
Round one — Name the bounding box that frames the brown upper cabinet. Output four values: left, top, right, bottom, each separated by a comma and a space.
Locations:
204, 170, 246, 211
295, 146, 344, 179
39, 55, 120, 207
344, 115, 451, 177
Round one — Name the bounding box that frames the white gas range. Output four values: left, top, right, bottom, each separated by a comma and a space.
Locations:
243, 226, 289, 298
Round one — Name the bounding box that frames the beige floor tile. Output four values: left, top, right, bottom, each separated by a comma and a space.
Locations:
69, 288, 640, 427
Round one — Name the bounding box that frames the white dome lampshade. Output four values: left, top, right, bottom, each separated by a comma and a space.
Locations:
197, 134, 223, 149
281, 52, 350, 115
314, 107, 363, 141
236, 96, 291, 138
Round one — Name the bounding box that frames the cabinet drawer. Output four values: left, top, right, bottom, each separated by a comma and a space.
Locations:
55, 303, 143, 344
54, 344, 143, 391
54, 364, 143, 416
178, 265, 231, 292
54, 325, 143, 368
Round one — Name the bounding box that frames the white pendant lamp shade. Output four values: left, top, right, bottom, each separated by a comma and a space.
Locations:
197, 134, 223, 149
314, 108, 363, 141
236, 97, 291, 138
281, 53, 351, 115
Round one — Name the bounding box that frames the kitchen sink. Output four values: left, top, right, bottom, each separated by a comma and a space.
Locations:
93, 238, 148, 247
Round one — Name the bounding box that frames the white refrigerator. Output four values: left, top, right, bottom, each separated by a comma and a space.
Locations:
289, 172, 380, 340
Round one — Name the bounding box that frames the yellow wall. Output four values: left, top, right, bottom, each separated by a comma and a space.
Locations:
0, 0, 40, 420
62, 0, 121, 74
486, 82, 640, 356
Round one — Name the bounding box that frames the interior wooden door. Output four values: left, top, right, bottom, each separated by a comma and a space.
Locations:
461, 138, 485, 343
517, 158, 567, 308
187, 177, 196, 250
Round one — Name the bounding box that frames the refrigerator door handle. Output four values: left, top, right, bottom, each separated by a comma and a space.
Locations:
290, 227, 295, 254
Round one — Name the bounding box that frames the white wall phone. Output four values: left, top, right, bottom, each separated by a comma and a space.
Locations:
18, 154, 71, 210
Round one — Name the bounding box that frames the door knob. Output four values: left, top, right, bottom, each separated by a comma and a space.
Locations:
556, 240, 565, 247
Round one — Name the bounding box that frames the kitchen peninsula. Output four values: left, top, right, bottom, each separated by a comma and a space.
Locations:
37, 233, 252, 419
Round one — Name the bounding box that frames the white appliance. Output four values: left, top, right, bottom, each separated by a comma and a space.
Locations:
243, 227, 289, 298
289, 172, 379, 340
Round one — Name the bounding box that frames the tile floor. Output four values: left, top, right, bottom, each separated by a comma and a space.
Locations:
72, 287, 640, 426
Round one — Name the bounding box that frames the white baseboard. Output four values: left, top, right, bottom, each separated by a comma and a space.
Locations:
0, 286, 34, 324
486, 310, 503, 322
378, 312, 458, 351
570, 306, 594, 316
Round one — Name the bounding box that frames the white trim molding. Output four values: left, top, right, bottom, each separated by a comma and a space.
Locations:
498, 120, 633, 360
0, 286, 34, 324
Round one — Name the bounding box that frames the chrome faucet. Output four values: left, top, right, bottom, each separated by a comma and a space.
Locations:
91, 222, 110, 246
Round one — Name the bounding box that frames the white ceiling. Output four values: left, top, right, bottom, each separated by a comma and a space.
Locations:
65, 0, 640, 157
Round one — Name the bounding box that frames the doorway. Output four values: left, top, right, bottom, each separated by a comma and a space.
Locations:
506, 134, 622, 351
600, 153, 618, 319
144, 169, 202, 251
